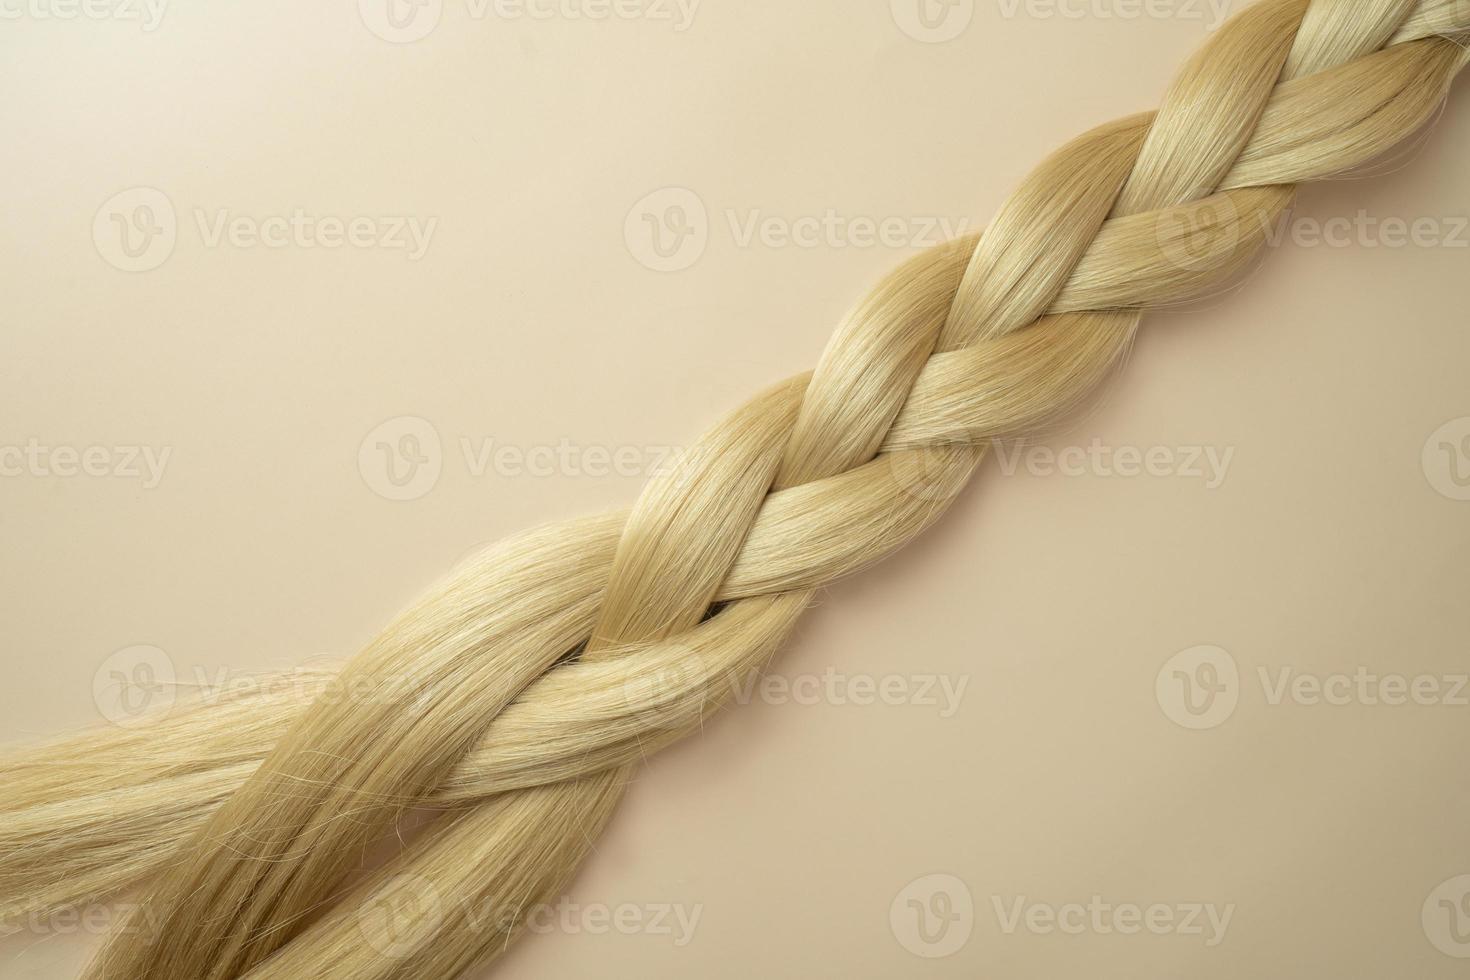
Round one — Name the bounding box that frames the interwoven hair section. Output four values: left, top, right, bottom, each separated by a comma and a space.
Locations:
0, 3, 1465, 979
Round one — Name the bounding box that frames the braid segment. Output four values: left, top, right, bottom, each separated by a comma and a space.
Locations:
0, 2, 1463, 977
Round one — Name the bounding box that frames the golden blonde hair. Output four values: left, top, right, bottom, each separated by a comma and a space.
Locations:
3, 1, 1468, 977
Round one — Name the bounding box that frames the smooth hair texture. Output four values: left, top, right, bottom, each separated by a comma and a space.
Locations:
3, 2, 1468, 977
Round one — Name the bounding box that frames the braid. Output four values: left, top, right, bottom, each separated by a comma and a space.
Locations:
2, 2, 1465, 977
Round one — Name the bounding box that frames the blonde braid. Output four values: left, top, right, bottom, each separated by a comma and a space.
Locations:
0, 2, 1463, 977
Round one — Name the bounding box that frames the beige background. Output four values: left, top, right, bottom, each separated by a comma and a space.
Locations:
2, 1, 1469, 977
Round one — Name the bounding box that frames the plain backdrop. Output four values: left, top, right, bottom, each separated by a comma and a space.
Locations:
1, 1, 1468, 977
